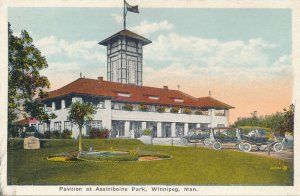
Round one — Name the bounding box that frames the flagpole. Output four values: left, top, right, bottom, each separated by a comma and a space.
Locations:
123, 0, 126, 30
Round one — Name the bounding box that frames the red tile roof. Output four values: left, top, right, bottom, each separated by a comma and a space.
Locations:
99, 29, 152, 46
44, 78, 234, 109
14, 118, 37, 126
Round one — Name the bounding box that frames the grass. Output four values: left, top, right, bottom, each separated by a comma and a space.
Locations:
7, 138, 293, 185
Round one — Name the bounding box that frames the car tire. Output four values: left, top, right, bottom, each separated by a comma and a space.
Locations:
212, 141, 222, 150
242, 143, 252, 152
181, 138, 188, 145
203, 138, 211, 146
273, 142, 283, 152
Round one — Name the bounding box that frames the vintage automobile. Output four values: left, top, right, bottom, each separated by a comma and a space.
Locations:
181, 126, 284, 152
236, 127, 284, 152
180, 128, 222, 150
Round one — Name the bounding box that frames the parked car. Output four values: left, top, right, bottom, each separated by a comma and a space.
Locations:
180, 128, 222, 150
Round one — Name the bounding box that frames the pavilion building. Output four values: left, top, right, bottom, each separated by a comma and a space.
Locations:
37, 29, 234, 138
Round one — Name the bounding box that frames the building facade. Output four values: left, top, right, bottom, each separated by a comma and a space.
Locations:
35, 29, 234, 138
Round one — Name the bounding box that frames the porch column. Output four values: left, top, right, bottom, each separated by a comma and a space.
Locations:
184, 123, 189, 136
51, 102, 55, 111
61, 99, 66, 109
157, 122, 162, 137
142, 122, 147, 130
125, 121, 130, 137
171, 122, 176, 137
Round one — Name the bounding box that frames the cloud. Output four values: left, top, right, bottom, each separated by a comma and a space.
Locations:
131, 20, 174, 37
35, 35, 106, 63
144, 33, 277, 68
111, 13, 123, 24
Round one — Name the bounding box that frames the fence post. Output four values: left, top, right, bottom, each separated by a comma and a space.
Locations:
171, 138, 173, 147
151, 137, 153, 145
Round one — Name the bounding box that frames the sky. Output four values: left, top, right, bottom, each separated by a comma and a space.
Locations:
8, 7, 293, 123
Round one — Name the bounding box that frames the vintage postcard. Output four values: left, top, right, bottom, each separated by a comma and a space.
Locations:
0, 0, 299, 195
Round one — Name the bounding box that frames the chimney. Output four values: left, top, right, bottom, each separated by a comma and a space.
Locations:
163, 86, 168, 90
98, 76, 103, 81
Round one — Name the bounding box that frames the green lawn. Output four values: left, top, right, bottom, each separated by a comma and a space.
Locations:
7, 139, 293, 185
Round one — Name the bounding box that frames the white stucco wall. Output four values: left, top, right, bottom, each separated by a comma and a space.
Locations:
38, 98, 229, 138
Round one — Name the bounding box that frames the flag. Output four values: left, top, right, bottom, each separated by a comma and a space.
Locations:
125, 1, 139, 13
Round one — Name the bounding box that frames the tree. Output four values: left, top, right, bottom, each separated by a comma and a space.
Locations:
68, 101, 97, 154
281, 104, 294, 134
8, 22, 51, 127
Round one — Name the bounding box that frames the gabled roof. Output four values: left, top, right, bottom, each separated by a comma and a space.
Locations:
99, 29, 152, 46
44, 78, 234, 109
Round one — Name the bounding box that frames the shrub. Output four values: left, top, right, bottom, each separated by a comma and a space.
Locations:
143, 129, 152, 136
182, 108, 192, 114
26, 125, 37, 133
8, 125, 20, 138
99, 128, 110, 138
62, 129, 72, 139
44, 131, 52, 139
170, 107, 179, 113
138, 105, 148, 112
90, 128, 110, 138
34, 131, 45, 139
52, 130, 61, 139
195, 110, 204, 115
123, 103, 133, 111
156, 106, 166, 113
90, 128, 101, 138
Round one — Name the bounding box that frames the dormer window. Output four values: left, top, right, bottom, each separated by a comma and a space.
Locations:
174, 98, 184, 103
117, 92, 131, 97
149, 96, 159, 100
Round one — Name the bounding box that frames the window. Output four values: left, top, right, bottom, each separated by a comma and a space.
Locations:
117, 93, 131, 97
64, 121, 72, 130
149, 96, 159, 100
112, 121, 125, 137
200, 123, 209, 128
217, 124, 225, 127
146, 122, 157, 137
130, 121, 142, 138
188, 123, 197, 131
38, 123, 44, 133
174, 98, 184, 103
112, 102, 125, 110
97, 101, 105, 108
215, 110, 225, 116
88, 120, 102, 129
54, 122, 62, 132
176, 123, 184, 137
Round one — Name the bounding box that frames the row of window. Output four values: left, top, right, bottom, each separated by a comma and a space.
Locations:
37, 120, 102, 132
111, 102, 226, 116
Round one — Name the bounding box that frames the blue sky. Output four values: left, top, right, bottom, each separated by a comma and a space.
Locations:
8, 7, 292, 121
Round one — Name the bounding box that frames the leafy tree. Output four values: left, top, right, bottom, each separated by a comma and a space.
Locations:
8, 22, 51, 127
281, 104, 294, 134
68, 101, 97, 154
234, 104, 294, 136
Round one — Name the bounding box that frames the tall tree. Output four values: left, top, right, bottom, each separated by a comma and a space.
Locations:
68, 101, 96, 154
8, 23, 50, 125
281, 104, 294, 134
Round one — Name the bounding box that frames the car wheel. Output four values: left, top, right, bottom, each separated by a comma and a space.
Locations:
238, 142, 243, 151
181, 138, 188, 145
203, 138, 211, 146
212, 141, 222, 150
273, 142, 283, 152
242, 143, 252, 152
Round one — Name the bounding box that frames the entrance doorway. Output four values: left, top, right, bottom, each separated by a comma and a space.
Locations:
162, 123, 171, 138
